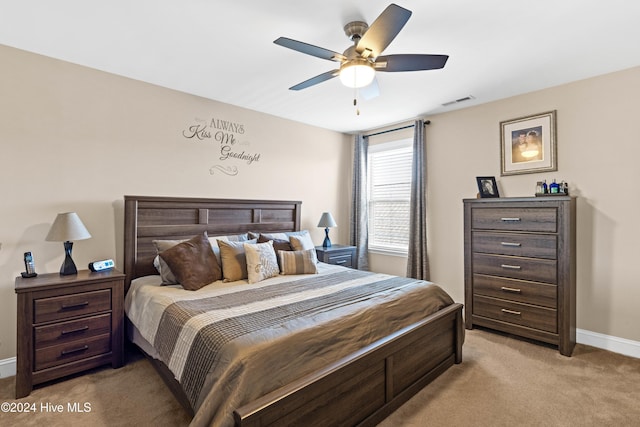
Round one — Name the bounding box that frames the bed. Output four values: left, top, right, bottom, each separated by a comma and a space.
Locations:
123, 195, 464, 427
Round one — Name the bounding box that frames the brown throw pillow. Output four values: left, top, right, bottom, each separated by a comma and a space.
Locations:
152, 239, 185, 284
258, 235, 293, 252
158, 232, 222, 290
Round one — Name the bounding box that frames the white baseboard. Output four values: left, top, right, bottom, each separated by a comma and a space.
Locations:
577, 329, 640, 359
0, 357, 16, 379
0, 330, 636, 379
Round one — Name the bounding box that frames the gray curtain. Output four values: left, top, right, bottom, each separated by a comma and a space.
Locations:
350, 134, 369, 270
406, 119, 430, 280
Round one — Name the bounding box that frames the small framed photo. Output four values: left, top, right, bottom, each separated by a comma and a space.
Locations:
476, 176, 500, 198
500, 110, 557, 176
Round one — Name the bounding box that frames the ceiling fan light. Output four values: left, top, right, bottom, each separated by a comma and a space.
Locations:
339, 60, 375, 88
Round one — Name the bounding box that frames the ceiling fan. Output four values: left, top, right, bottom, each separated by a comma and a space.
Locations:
274, 3, 448, 97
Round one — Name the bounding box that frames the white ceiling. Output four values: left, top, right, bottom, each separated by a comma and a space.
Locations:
2, 1, 640, 133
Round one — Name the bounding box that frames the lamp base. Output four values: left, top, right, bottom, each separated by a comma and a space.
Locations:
60, 241, 78, 276
322, 228, 332, 248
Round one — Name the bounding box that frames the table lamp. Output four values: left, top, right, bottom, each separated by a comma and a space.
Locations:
317, 212, 337, 248
45, 212, 91, 275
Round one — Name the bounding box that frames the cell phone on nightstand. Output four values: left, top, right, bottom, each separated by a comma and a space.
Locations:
22, 251, 38, 278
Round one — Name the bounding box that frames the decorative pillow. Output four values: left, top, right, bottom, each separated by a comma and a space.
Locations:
257, 235, 293, 252
250, 230, 309, 240
218, 239, 257, 282
208, 233, 249, 264
152, 239, 186, 284
245, 241, 280, 284
158, 232, 222, 291
279, 249, 319, 275
289, 231, 315, 251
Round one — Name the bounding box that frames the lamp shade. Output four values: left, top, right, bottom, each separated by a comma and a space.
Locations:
339, 59, 375, 88
317, 212, 337, 228
45, 212, 91, 242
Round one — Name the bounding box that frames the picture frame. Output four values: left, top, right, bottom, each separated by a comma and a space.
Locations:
476, 176, 500, 198
500, 110, 557, 176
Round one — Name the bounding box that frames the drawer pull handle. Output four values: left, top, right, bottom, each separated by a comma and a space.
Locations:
335, 260, 346, 264
501, 286, 522, 293
500, 217, 521, 222
61, 325, 90, 335
61, 345, 89, 356
61, 301, 89, 310
501, 309, 521, 316
501, 242, 522, 247
501, 264, 522, 270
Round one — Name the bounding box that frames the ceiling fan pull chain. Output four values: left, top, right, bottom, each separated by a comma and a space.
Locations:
354, 88, 360, 115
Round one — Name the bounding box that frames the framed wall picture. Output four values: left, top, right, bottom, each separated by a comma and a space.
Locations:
500, 110, 557, 176
476, 176, 500, 198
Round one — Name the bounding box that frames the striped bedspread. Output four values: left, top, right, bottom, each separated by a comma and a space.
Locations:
125, 263, 454, 427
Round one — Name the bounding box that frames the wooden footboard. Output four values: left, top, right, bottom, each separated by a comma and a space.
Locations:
234, 302, 464, 427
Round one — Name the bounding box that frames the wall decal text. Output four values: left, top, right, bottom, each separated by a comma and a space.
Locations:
182, 116, 260, 176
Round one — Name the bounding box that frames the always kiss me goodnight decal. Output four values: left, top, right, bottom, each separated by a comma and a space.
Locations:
182, 115, 261, 176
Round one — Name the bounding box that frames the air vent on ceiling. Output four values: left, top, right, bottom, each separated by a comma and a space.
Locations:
442, 95, 475, 107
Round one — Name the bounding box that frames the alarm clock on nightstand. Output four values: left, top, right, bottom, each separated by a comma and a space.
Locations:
89, 259, 114, 272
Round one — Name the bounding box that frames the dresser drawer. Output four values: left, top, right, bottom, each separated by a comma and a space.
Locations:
473, 275, 557, 308
327, 253, 353, 267
34, 289, 112, 324
34, 333, 112, 371
472, 208, 557, 232
473, 295, 557, 333
472, 231, 557, 259
35, 313, 111, 348
473, 253, 557, 283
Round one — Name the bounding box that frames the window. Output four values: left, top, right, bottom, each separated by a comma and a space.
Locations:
367, 139, 413, 255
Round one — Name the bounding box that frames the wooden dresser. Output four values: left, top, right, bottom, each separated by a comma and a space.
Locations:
15, 269, 125, 398
463, 196, 576, 356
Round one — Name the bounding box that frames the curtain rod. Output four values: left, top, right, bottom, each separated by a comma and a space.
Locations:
363, 120, 431, 138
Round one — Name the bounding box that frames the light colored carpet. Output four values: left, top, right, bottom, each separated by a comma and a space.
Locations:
1, 330, 639, 426
378, 329, 640, 426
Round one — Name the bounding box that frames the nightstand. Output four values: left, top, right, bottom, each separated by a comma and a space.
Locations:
315, 245, 356, 268
14, 269, 125, 398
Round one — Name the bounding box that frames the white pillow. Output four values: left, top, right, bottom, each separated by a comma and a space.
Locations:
245, 241, 280, 284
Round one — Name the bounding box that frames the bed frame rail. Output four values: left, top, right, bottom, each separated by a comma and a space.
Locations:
234, 303, 464, 427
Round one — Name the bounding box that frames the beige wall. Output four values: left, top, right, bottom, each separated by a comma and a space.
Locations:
0, 45, 352, 360
370, 66, 640, 343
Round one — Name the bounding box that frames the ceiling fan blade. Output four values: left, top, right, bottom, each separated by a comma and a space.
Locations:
360, 77, 380, 100
289, 69, 340, 91
356, 4, 412, 58
375, 54, 449, 72
274, 37, 346, 62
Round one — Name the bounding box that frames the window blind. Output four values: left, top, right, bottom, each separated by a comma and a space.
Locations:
368, 143, 413, 253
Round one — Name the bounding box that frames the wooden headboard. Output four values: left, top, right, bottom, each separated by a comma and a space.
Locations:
123, 195, 302, 291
